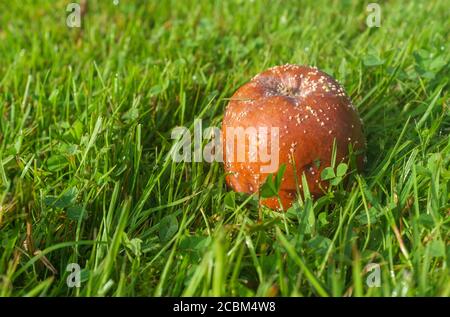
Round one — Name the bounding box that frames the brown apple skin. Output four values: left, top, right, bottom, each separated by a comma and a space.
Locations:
222, 64, 365, 210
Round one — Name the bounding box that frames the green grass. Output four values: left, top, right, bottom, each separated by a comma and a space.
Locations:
0, 0, 449, 297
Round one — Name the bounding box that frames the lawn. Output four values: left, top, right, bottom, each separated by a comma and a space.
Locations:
0, 0, 449, 297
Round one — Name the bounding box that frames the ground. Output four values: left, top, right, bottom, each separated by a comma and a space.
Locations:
0, 0, 449, 296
